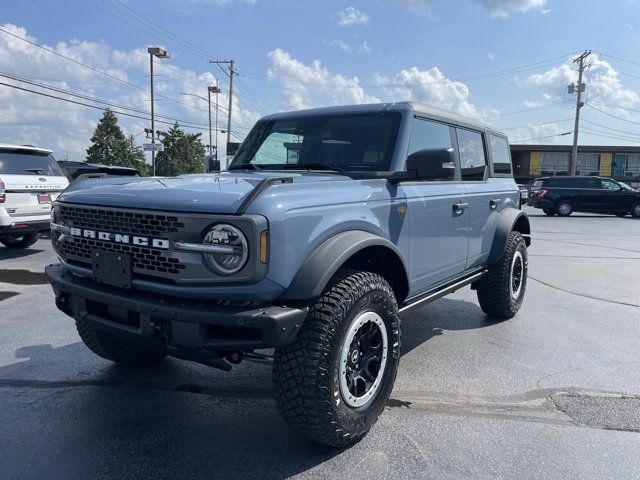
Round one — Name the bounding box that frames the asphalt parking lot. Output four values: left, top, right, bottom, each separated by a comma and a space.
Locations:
1, 206, 639, 479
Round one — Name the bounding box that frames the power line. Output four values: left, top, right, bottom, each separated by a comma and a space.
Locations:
585, 103, 640, 127
0, 80, 215, 133
0, 72, 215, 129
0, 26, 212, 116
239, 53, 575, 90
580, 128, 640, 143
498, 118, 573, 131
581, 118, 640, 138
511, 131, 572, 143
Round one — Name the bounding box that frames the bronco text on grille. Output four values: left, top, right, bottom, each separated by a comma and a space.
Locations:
53, 204, 187, 278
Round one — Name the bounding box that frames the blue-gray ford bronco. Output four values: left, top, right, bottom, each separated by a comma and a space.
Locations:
46, 102, 530, 447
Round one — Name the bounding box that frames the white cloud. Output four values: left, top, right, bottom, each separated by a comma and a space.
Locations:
471, 0, 547, 18
266, 49, 379, 110
337, 6, 370, 26
266, 49, 491, 120
488, 52, 495, 61
395, 0, 547, 18
360, 41, 372, 54
374, 67, 496, 119
526, 53, 640, 110
330, 40, 350, 52
0, 23, 260, 161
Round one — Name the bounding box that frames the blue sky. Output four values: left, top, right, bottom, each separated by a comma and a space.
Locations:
2, 0, 640, 161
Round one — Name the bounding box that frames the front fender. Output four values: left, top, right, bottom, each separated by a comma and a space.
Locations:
487, 208, 531, 265
279, 230, 408, 301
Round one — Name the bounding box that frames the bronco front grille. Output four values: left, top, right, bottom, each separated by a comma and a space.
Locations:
58, 205, 185, 237
56, 205, 188, 279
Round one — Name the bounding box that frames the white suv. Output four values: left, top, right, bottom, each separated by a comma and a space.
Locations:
0, 144, 69, 249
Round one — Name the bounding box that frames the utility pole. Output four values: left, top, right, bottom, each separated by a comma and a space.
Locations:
209, 59, 235, 150
569, 50, 590, 176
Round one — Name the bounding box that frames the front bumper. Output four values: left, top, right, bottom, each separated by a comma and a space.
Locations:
0, 220, 50, 235
46, 264, 308, 356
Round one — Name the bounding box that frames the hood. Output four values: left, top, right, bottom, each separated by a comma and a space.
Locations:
56, 172, 350, 214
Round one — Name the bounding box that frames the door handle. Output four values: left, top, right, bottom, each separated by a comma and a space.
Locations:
489, 198, 502, 208
452, 202, 469, 213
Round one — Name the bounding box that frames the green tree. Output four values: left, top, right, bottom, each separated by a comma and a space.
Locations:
155, 123, 205, 176
86, 109, 149, 175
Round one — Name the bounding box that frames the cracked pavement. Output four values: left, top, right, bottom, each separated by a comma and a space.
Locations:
1, 207, 639, 479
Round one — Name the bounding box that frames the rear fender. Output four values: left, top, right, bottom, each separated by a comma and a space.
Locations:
487, 209, 531, 265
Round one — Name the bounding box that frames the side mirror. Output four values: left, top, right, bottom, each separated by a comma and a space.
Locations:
406, 148, 456, 181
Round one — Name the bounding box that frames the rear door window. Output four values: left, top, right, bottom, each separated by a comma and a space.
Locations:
488, 135, 512, 175
456, 128, 487, 181
0, 150, 64, 176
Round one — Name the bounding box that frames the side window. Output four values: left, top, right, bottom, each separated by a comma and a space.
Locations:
407, 118, 456, 181
488, 135, 512, 175
601, 179, 620, 191
583, 178, 601, 189
456, 128, 487, 181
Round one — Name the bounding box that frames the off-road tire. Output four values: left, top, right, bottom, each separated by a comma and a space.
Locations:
631, 201, 640, 219
76, 320, 166, 366
0, 232, 40, 249
476, 231, 528, 319
555, 200, 573, 217
273, 270, 400, 448
542, 209, 555, 216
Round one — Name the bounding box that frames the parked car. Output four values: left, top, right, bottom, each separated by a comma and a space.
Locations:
517, 183, 529, 205
46, 102, 530, 447
57, 160, 140, 181
0, 144, 69, 248
529, 175, 640, 217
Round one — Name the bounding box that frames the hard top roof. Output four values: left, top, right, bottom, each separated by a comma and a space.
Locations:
260, 102, 505, 137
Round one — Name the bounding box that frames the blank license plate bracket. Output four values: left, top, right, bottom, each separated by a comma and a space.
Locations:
92, 250, 132, 289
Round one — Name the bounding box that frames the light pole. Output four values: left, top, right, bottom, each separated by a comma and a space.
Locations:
208, 81, 221, 169
148, 47, 170, 176
182, 83, 222, 173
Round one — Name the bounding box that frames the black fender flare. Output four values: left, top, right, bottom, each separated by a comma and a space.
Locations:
487, 209, 531, 265
279, 230, 409, 301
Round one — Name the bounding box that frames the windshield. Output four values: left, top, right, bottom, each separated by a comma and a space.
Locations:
0, 150, 65, 176
230, 113, 401, 172
618, 181, 635, 191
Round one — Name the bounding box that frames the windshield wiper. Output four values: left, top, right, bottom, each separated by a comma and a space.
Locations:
281, 163, 344, 172
24, 167, 44, 174
228, 163, 263, 171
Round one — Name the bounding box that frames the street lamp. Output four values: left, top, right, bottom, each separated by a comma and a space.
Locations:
148, 47, 170, 176
181, 82, 222, 173
208, 82, 222, 170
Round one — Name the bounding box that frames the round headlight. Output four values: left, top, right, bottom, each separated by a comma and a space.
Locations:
203, 224, 248, 275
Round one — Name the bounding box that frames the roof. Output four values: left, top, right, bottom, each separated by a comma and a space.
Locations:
510, 144, 640, 153
261, 101, 504, 136
57, 160, 138, 171
0, 143, 53, 154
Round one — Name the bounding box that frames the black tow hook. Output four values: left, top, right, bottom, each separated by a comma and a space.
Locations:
55, 294, 72, 316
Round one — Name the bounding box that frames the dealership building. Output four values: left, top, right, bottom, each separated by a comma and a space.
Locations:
510, 144, 640, 187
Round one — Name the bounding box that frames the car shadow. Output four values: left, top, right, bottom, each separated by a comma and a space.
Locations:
0, 247, 46, 260
0, 297, 495, 479
0, 342, 341, 479
401, 297, 500, 357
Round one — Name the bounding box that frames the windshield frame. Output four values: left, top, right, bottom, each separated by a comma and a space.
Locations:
229, 112, 403, 175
